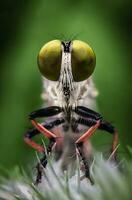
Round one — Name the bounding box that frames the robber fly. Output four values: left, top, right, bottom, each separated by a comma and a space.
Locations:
24, 40, 118, 185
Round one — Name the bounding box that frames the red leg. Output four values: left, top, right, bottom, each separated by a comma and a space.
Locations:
75, 120, 101, 144
24, 120, 57, 153
24, 137, 45, 153
31, 120, 57, 139
109, 131, 118, 160
112, 131, 118, 152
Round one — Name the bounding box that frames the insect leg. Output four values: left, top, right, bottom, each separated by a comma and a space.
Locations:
76, 142, 94, 185
74, 106, 102, 120
76, 117, 118, 159
35, 138, 55, 184
75, 120, 101, 144
29, 106, 62, 139
24, 118, 65, 152
29, 106, 62, 119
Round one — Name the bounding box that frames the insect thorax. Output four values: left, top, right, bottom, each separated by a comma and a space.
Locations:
42, 77, 98, 112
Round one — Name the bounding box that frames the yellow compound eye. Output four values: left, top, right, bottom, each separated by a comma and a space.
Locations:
38, 40, 62, 81
37, 40, 96, 82
71, 40, 96, 81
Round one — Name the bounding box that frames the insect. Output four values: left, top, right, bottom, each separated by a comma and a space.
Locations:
24, 40, 118, 185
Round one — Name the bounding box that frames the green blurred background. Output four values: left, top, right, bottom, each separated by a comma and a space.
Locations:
0, 0, 132, 169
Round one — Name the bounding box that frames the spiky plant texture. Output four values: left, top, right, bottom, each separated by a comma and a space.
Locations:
0, 150, 131, 200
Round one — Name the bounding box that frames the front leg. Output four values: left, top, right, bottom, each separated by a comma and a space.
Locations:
29, 106, 62, 139
29, 106, 62, 119
35, 138, 55, 184
74, 106, 119, 160
76, 117, 118, 158
74, 106, 102, 120
76, 142, 94, 185
24, 118, 65, 152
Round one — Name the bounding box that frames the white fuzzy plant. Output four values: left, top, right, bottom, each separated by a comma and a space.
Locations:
0, 149, 131, 200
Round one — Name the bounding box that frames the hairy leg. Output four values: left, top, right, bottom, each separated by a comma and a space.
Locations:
35, 138, 56, 184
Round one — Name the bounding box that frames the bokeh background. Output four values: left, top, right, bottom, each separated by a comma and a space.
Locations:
0, 0, 132, 170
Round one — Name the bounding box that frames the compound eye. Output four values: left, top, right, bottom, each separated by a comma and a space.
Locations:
38, 40, 62, 81
71, 40, 96, 81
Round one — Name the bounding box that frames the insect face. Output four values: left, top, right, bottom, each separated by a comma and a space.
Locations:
38, 40, 96, 82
